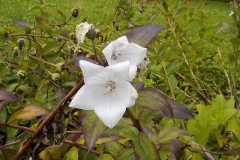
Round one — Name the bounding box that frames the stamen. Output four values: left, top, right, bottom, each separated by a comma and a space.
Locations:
105, 80, 116, 94
111, 52, 122, 60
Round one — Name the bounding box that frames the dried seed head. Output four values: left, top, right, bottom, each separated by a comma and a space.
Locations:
71, 8, 79, 18
70, 34, 77, 44
111, 18, 116, 26
52, 73, 60, 81
12, 47, 19, 57
17, 70, 26, 79
74, 46, 83, 55
55, 62, 66, 72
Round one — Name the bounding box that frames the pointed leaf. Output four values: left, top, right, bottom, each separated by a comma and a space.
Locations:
39, 147, 62, 160
133, 82, 173, 117
0, 90, 24, 104
117, 149, 135, 160
168, 139, 183, 160
187, 120, 201, 135
196, 127, 210, 146
82, 110, 108, 151
125, 24, 163, 47
1, 149, 18, 160
35, 17, 52, 35
157, 127, 189, 144
133, 132, 159, 160
103, 141, 124, 158
7, 104, 50, 123
12, 18, 30, 27
64, 147, 78, 160
96, 135, 123, 144
98, 154, 114, 160
215, 109, 237, 126
166, 98, 194, 119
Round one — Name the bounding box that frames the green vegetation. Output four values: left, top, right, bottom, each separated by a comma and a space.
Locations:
0, 0, 240, 159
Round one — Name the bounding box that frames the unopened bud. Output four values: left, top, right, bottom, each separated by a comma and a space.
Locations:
52, 73, 60, 81
115, 23, 119, 31
6, 63, 14, 70
128, 22, 134, 29
57, 36, 62, 42
86, 25, 97, 41
111, 18, 116, 26
55, 62, 66, 72
70, 34, 77, 44
17, 70, 26, 79
17, 39, 25, 50
95, 29, 101, 38
71, 8, 79, 18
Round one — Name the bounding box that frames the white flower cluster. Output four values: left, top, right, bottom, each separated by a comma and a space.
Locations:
70, 22, 147, 128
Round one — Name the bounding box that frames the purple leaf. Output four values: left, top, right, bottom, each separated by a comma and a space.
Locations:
133, 82, 173, 117
125, 24, 163, 47
0, 90, 24, 105
73, 56, 97, 68
81, 110, 107, 151
12, 18, 30, 27
166, 98, 194, 119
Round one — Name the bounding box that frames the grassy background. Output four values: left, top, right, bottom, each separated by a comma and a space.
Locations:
0, 0, 233, 31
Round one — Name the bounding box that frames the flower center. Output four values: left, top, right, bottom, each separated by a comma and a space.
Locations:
105, 80, 116, 94
111, 52, 122, 60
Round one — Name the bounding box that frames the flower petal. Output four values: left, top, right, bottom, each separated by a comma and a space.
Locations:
69, 84, 105, 110
128, 64, 137, 81
102, 42, 114, 65
76, 22, 91, 43
80, 60, 107, 85
105, 61, 130, 80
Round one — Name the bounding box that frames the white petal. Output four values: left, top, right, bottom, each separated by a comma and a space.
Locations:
80, 61, 107, 85
102, 42, 114, 65
94, 92, 126, 128
76, 22, 91, 43
128, 64, 137, 81
116, 36, 129, 43
69, 84, 105, 110
105, 61, 130, 80
115, 43, 147, 65
128, 82, 138, 107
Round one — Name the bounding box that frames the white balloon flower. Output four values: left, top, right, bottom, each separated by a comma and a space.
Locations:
102, 36, 147, 81
76, 22, 94, 43
69, 60, 138, 128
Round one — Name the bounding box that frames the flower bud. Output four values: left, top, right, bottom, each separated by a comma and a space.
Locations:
111, 18, 116, 26
17, 70, 26, 79
17, 38, 25, 50
115, 23, 119, 31
86, 25, 97, 41
95, 29, 101, 38
57, 36, 62, 42
128, 21, 134, 29
71, 8, 79, 18
69, 46, 75, 56
52, 73, 60, 81
55, 62, 66, 72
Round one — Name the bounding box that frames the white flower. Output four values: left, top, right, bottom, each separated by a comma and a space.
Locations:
229, 11, 234, 16
69, 60, 138, 128
76, 22, 94, 43
102, 36, 147, 81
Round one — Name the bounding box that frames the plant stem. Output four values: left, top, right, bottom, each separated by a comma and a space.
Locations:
126, 108, 143, 132
14, 80, 84, 160
0, 140, 22, 149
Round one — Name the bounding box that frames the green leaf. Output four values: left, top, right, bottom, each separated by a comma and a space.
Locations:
39, 147, 62, 160
41, 41, 58, 55
215, 109, 237, 126
98, 154, 114, 160
196, 105, 211, 128
226, 116, 240, 140
6, 83, 19, 92
166, 61, 183, 75
103, 141, 124, 158
224, 97, 235, 110
125, 24, 163, 47
12, 18, 30, 27
64, 147, 78, 160
35, 16, 52, 35
1, 149, 18, 160
157, 127, 189, 144
134, 82, 173, 117
81, 110, 107, 151
169, 75, 178, 90
96, 135, 123, 144
133, 132, 159, 160
211, 95, 224, 118
187, 120, 201, 135
196, 127, 210, 145
117, 149, 135, 160
7, 104, 50, 123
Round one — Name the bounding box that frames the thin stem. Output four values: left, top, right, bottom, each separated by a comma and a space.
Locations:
27, 53, 56, 67
159, 3, 201, 90
0, 140, 22, 149
0, 121, 34, 133
15, 80, 84, 160
126, 108, 143, 132
217, 47, 233, 96
64, 140, 102, 155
